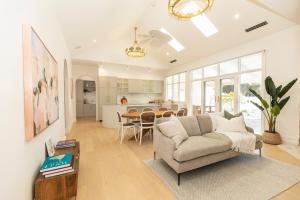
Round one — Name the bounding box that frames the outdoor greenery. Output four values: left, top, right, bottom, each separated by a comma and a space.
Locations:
249, 76, 297, 133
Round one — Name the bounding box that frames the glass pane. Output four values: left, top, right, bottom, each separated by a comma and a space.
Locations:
204, 81, 215, 113
167, 76, 172, 84
173, 74, 179, 83
179, 83, 185, 102
173, 83, 179, 101
241, 53, 262, 71
192, 68, 202, 80
167, 85, 172, 100
220, 59, 238, 75
192, 80, 201, 106
180, 73, 185, 82
240, 71, 262, 133
203, 65, 218, 78
221, 79, 235, 113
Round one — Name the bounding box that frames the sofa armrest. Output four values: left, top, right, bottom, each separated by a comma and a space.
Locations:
153, 126, 176, 161
246, 126, 254, 133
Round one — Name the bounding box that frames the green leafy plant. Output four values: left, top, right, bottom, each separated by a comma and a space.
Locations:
249, 76, 297, 133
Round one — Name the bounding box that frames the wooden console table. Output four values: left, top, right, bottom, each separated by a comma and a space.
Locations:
35, 142, 80, 200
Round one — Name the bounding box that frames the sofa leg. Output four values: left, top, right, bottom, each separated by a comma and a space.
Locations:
178, 173, 181, 186
154, 151, 156, 160
259, 148, 262, 157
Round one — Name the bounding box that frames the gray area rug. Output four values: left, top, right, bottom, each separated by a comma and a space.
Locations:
145, 154, 300, 200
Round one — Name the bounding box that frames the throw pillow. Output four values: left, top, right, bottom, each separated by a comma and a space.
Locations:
178, 116, 202, 136
224, 110, 243, 120
208, 112, 224, 131
157, 117, 189, 148
215, 115, 247, 133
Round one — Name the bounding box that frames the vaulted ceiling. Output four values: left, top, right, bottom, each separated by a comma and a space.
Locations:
53, 0, 298, 70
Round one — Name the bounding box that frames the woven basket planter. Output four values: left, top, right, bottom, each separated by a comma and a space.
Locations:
262, 131, 282, 145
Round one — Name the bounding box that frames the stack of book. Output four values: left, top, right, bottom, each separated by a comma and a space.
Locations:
40, 152, 77, 178
56, 139, 76, 149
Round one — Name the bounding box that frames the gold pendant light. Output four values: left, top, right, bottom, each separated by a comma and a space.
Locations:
168, 0, 214, 20
125, 27, 146, 58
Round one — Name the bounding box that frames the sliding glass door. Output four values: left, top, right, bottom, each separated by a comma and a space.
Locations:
220, 78, 236, 113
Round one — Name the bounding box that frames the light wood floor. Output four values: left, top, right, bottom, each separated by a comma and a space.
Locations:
68, 118, 300, 200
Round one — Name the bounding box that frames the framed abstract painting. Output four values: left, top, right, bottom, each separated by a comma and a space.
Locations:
23, 26, 59, 140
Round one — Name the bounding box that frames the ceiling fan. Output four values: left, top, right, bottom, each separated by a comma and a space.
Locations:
138, 30, 172, 47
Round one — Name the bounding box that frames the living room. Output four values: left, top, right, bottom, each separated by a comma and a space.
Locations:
1, 0, 300, 200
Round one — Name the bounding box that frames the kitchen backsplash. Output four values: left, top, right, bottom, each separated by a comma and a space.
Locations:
117, 94, 162, 105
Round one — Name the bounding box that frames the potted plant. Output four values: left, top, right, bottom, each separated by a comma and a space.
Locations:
249, 76, 297, 145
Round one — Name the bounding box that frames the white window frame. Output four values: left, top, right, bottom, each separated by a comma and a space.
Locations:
189, 51, 265, 133
165, 72, 186, 102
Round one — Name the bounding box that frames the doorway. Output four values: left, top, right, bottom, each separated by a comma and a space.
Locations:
76, 79, 97, 120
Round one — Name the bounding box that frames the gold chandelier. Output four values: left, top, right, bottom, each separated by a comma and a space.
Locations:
125, 27, 146, 58
168, 0, 214, 20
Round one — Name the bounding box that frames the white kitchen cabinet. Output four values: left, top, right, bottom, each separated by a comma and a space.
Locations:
99, 76, 117, 88
128, 79, 163, 94
128, 79, 144, 93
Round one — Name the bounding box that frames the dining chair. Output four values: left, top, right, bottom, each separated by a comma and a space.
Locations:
117, 112, 137, 144
159, 107, 168, 111
162, 110, 173, 118
128, 108, 140, 124
143, 107, 153, 112
176, 109, 185, 117
182, 108, 188, 116
138, 111, 156, 145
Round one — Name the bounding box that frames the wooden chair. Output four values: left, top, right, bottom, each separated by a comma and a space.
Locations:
159, 107, 168, 111
117, 112, 137, 144
128, 108, 140, 124
162, 111, 173, 118
181, 108, 188, 116
138, 111, 156, 145
176, 109, 185, 117
128, 108, 138, 113
143, 107, 153, 112
192, 105, 201, 116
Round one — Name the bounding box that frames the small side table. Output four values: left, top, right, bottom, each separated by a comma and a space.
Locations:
34, 142, 80, 200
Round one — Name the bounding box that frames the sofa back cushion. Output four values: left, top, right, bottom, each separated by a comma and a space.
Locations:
196, 114, 213, 134
157, 117, 189, 148
178, 116, 202, 136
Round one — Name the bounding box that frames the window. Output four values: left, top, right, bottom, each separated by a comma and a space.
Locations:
241, 53, 262, 71
166, 72, 186, 102
188, 52, 263, 133
220, 59, 238, 75
240, 71, 262, 133
203, 64, 218, 78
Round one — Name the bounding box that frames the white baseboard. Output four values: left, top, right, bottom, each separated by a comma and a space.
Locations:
281, 136, 299, 145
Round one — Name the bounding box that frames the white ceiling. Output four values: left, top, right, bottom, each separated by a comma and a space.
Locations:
52, 0, 296, 70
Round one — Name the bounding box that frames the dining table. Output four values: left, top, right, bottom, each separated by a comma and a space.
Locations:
121, 110, 175, 141
121, 110, 167, 119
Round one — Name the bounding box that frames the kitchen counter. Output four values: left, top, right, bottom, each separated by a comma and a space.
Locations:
102, 104, 160, 128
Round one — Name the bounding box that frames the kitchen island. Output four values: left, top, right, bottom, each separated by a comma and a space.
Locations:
102, 104, 159, 128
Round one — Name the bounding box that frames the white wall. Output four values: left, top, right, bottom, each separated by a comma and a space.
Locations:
166, 25, 300, 144
72, 64, 100, 121
99, 62, 165, 80
0, 0, 72, 199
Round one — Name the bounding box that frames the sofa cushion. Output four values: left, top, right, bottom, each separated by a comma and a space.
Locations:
224, 110, 243, 120
173, 136, 231, 162
196, 114, 213, 134
215, 115, 247, 133
178, 116, 202, 136
157, 117, 189, 148
202, 132, 233, 146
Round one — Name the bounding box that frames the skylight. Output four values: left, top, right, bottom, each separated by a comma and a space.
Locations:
160, 28, 185, 52
181, 2, 218, 37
